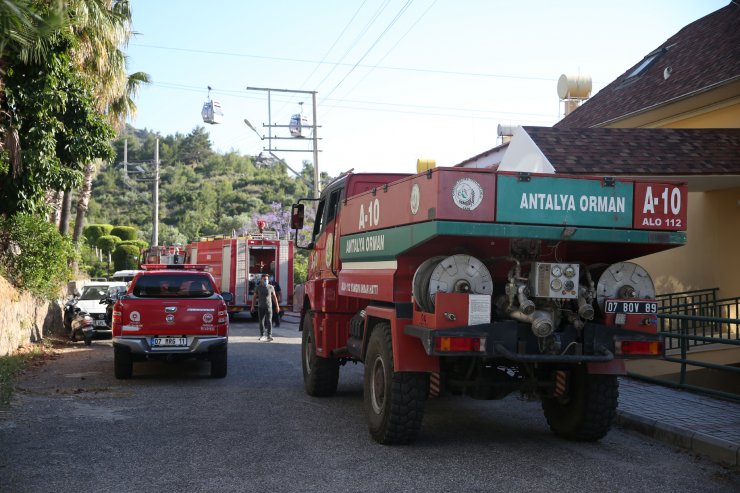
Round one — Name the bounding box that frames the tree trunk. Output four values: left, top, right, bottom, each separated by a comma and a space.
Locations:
47, 190, 63, 226
73, 161, 96, 243
59, 191, 72, 235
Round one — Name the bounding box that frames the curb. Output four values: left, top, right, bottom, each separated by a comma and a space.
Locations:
616, 410, 740, 466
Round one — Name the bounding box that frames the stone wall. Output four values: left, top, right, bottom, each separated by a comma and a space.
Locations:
0, 276, 64, 357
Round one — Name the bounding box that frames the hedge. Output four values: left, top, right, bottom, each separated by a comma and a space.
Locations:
110, 226, 137, 241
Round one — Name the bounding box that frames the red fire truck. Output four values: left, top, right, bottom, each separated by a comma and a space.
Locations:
291, 166, 687, 444
186, 232, 294, 318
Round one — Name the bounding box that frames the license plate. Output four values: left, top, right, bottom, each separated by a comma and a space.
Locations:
94, 319, 107, 326
605, 301, 658, 314
152, 337, 188, 347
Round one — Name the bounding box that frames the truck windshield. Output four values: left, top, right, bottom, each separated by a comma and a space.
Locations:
132, 274, 215, 298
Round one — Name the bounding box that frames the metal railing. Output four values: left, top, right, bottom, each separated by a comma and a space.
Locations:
627, 289, 740, 401
657, 293, 738, 350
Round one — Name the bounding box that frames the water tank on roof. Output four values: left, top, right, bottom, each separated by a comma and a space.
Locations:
557, 74, 592, 99
497, 124, 517, 137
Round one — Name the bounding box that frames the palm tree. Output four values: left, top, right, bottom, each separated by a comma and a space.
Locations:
72, 69, 151, 242
55, 0, 150, 242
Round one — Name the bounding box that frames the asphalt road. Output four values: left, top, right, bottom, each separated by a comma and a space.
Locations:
1, 316, 738, 493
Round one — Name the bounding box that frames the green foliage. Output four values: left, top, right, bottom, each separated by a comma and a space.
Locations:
112, 244, 139, 271
0, 213, 75, 299
119, 239, 148, 252
110, 225, 137, 241
91, 125, 319, 243
83, 223, 113, 246
1, 40, 114, 216
293, 250, 308, 285
78, 244, 109, 279
97, 234, 121, 254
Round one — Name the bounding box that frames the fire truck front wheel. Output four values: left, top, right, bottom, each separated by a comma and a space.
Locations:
541, 366, 618, 441
364, 323, 429, 445
301, 311, 339, 396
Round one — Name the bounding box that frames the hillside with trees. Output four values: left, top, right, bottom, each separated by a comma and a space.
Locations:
88, 125, 328, 246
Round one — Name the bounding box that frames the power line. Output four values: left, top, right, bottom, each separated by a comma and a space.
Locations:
129, 42, 567, 83
324, 0, 438, 115
312, 0, 393, 95
147, 80, 558, 120
275, 0, 370, 118
322, 0, 415, 101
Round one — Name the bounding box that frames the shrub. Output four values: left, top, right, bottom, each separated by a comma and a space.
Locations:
113, 244, 140, 271
119, 239, 148, 252
0, 213, 75, 299
97, 235, 121, 254
110, 226, 137, 241
83, 224, 113, 246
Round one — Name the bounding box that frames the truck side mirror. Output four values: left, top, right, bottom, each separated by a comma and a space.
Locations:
221, 292, 233, 303
290, 204, 305, 230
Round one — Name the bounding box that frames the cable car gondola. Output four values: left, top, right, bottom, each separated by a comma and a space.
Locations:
201, 86, 224, 124
289, 102, 308, 137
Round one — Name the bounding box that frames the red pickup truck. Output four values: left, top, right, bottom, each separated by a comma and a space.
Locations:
111, 264, 232, 379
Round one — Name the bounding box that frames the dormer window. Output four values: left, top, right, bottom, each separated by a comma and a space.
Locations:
627, 46, 670, 79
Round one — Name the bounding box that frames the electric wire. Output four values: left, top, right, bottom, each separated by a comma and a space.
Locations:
274, 0, 370, 120
322, 0, 415, 102
129, 42, 569, 83
323, 0, 438, 116
149, 80, 558, 120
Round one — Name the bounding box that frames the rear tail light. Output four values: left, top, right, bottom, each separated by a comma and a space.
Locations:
616, 339, 663, 356
434, 336, 486, 353
141, 263, 209, 271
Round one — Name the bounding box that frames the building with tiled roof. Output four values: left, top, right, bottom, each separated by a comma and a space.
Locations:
555, 2, 740, 129
456, 2, 740, 299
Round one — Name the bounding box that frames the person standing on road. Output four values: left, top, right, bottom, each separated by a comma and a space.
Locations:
270, 275, 282, 328
252, 273, 280, 341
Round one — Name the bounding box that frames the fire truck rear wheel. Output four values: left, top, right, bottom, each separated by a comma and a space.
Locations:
301, 311, 339, 396
113, 346, 133, 379
364, 323, 429, 445
541, 366, 618, 441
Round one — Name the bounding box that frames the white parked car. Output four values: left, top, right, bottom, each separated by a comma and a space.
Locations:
76, 281, 128, 335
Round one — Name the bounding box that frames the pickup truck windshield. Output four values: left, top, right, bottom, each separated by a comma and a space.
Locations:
132, 273, 215, 298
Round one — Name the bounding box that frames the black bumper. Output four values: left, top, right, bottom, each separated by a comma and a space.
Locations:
404, 320, 659, 363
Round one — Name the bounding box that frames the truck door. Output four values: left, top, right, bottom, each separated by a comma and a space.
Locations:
310, 187, 342, 279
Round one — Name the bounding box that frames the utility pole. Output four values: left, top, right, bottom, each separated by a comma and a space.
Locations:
124, 139, 128, 176
246, 86, 321, 198
311, 91, 319, 199
152, 138, 159, 247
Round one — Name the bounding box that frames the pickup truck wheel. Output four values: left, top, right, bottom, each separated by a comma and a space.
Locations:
113, 347, 133, 379
541, 366, 618, 441
302, 311, 339, 396
210, 347, 228, 378
364, 323, 428, 445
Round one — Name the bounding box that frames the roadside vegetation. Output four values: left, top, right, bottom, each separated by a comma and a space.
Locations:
0, 339, 58, 405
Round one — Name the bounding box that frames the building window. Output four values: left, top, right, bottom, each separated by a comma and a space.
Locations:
627, 47, 667, 79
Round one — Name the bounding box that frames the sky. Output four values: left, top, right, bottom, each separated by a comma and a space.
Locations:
124, 0, 728, 179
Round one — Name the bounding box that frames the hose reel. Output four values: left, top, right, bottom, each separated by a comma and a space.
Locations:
412, 254, 493, 312
595, 261, 655, 310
